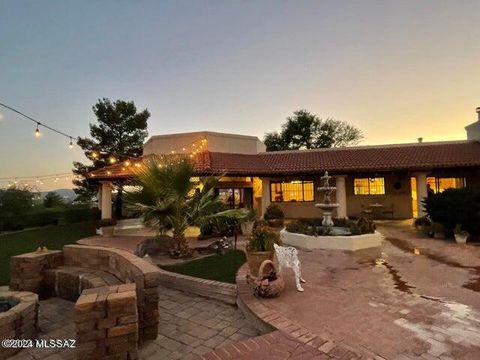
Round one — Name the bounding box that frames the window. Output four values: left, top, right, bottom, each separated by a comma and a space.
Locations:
426, 177, 465, 193
270, 180, 314, 202
216, 188, 253, 208
354, 178, 385, 195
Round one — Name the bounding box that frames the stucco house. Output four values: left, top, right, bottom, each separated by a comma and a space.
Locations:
88, 108, 480, 221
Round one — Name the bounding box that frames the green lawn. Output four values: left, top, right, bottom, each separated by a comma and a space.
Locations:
161, 250, 246, 284
0, 221, 96, 285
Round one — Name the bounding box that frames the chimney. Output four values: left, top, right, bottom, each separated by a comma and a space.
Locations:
465, 107, 480, 141
417, 137, 423, 143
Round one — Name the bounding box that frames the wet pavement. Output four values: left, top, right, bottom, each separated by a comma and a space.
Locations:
259, 221, 480, 359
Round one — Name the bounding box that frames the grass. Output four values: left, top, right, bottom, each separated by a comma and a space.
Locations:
161, 249, 246, 284
0, 221, 97, 285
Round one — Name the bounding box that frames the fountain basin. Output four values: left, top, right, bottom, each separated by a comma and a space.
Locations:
280, 229, 383, 251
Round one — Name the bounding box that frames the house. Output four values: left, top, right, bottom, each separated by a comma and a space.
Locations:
88, 108, 480, 221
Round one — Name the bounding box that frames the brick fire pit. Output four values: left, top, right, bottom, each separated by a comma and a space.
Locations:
0, 288, 39, 359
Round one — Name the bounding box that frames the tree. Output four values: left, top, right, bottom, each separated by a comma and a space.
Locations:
73, 99, 150, 214
43, 192, 65, 208
125, 157, 222, 258
0, 186, 33, 216
263, 110, 363, 151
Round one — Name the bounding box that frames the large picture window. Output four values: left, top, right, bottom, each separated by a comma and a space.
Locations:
426, 177, 465, 193
270, 180, 314, 202
354, 178, 385, 195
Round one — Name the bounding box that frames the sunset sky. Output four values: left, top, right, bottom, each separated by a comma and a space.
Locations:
1, 1, 479, 190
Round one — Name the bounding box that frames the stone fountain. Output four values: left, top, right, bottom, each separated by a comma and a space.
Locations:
315, 171, 339, 226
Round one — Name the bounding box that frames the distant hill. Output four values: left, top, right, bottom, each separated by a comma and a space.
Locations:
37, 189, 77, 203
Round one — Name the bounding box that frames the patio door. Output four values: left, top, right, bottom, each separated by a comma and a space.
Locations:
216, 187, 253, 209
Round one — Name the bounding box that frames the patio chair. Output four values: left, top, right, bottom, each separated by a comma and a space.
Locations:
382, 204, 394, 219
361, 204, 373, 218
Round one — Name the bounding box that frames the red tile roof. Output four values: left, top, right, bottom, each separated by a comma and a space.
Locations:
87, 140, 480, 180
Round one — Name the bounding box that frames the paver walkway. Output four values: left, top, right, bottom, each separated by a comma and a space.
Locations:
139, 286, 260, 360
9, 286, 259, 360
238, 221, 480, 359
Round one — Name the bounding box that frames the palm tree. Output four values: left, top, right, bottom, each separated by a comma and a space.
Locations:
125, 156, 222, 257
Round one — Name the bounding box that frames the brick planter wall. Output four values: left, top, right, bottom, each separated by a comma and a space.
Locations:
75, 284, 138, 360
0, 289, 39, 359
158, 268, 237, 305
10, 251, 63, 297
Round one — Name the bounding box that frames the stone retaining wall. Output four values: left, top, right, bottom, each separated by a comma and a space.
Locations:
10, 251, 63, 298
158, 269, 237, 305
63, 245, 161, 343
75, 284, 138, 360
0, 289, 39, 359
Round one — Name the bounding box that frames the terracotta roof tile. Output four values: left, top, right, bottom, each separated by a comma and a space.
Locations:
88, 140, 480, 180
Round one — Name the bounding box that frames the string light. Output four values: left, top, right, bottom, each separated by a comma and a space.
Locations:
69, 137, 74, 149
35, 123, 41, 138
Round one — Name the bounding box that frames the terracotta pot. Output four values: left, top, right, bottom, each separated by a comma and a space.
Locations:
101, 226, 115, 237
246, 250, 274, 277
267, 219, 284, 227
241, 221, 254, 236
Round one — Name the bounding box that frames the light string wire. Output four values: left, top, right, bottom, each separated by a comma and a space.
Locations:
0, 101, 208, 186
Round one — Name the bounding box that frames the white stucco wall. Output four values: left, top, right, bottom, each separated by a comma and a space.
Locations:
143, 131, 266, 155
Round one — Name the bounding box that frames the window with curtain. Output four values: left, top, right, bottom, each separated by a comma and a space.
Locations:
270, 180, 314, 202
354, 178, 385, 195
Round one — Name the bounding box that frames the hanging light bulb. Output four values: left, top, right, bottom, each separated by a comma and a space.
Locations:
35, 123, 41, 138
91, 151, 99, 159
124, 160, 131, 166
69, 137, 74, 149
109, 156, 116, 164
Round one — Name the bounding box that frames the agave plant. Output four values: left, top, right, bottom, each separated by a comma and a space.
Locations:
125, 156, 222, 257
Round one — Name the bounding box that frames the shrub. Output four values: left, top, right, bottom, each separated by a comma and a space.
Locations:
350, 217, 375, 235
0, 207, 99, 232
286, 217, 374, 236
424, 187, 480, 238
247, 225, 281, 252
263, 204, 285, 221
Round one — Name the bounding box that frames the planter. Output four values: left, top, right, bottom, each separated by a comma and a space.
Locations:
267, 219, 284, 227
253, 260, 285, 298
101, 226, 115, 237
241, 221, 254, 237
454, 234, 468, 244
246, 250, 274, 277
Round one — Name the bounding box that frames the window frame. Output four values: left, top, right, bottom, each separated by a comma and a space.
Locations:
269, 179, 315, 203
353, 177, 386, 195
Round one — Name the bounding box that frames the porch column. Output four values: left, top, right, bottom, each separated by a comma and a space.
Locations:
335, 175, 347, 218
100, 181, 113, 219
260, 178, 271, 218
97, 186, 103, 210
415, 172, 428, 217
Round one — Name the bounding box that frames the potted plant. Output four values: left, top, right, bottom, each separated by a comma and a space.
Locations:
414, 216, 433, 237
264, 204, 285, 227
246, 225, 281, 276
240, 208, 257, 237
98, 218, 117, 237
454, 224, 469, 244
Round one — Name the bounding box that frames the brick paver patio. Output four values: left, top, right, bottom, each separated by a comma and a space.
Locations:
8, 222, 480, 359
233, 221, 480, 359
9, 285, 259, 360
